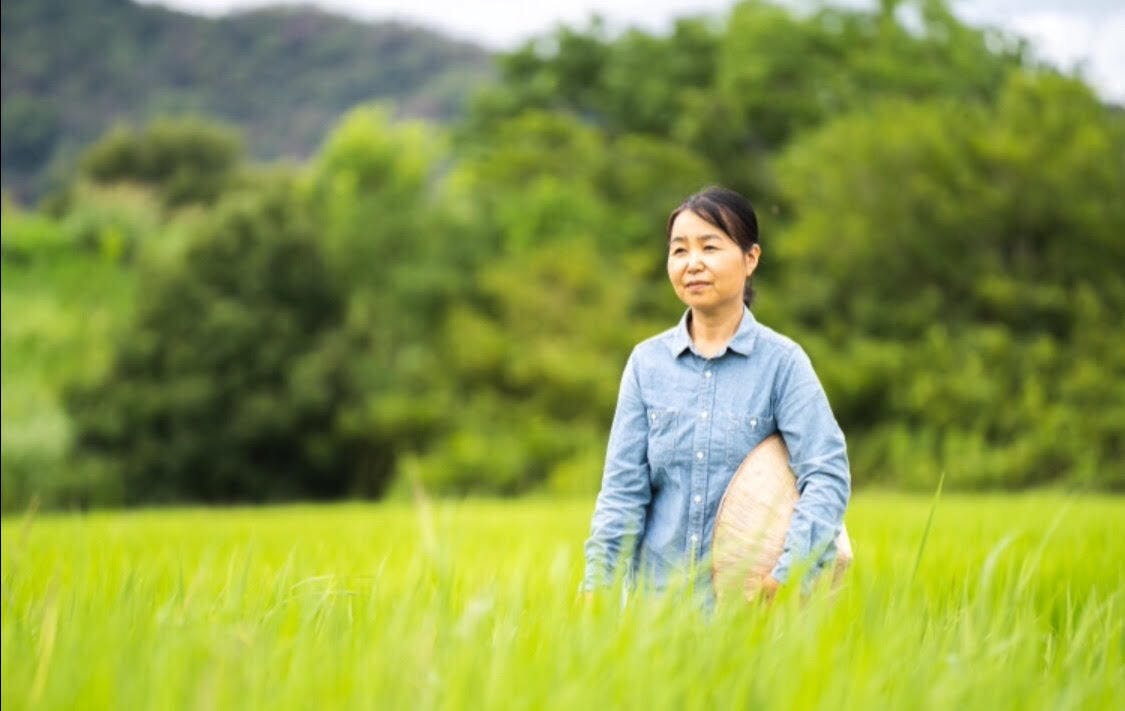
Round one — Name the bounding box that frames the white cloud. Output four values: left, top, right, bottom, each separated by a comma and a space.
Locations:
1086, 12, 1125, 101
998, 8, 1125, 101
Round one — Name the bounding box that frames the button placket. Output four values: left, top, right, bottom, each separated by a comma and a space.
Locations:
689, 359, 717, 550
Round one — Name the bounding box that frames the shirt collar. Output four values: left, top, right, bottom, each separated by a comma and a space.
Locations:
666, 306, 759, 358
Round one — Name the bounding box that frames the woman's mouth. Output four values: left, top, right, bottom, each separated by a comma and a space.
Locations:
686, 281, 710, 291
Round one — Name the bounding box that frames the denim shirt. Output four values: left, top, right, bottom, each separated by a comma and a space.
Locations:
582, 306, 850, 595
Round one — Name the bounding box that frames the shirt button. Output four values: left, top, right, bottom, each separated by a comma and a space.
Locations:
690, 534, 699, 544
700, 410, 708, 419
693, 494, 702, 504
750, 417, 758, 428
696, 451, 704, 460
704, 371, 712, 378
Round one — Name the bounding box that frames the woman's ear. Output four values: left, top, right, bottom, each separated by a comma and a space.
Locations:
745, 243, 762, 278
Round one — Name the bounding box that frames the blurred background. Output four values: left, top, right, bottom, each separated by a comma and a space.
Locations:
2, 0, 1122, 511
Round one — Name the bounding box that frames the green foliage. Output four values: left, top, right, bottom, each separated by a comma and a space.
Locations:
468, 0, 1025, 199
59, 183, 164, 262
396, 110, 712, 496
305, 104, 463, 437
79, 118, 243, 207
409, 241, 652, 495
3, 183, 163, 263
773, 72, 1125, 490
0, 196, 71, 261
453, 109, 712, 258
4, 1, 1125, 507
65, 186, 387, 504
717, 0, 1023, 148
310, 104, 447, 297
1, 201, 140, 511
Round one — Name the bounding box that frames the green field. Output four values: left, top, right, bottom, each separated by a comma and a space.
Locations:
2, 493, 1122, 709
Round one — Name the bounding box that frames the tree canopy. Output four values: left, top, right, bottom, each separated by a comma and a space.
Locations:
3, 0, 1123, 509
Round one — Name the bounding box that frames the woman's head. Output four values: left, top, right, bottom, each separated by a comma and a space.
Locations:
666, 186, 761, 310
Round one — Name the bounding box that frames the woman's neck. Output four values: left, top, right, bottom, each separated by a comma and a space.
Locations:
688, 303, 745, 358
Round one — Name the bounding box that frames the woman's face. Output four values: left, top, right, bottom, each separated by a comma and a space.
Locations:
667, 209, 760, 313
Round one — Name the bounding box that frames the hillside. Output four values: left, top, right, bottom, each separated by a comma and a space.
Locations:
1, 0, 494, 201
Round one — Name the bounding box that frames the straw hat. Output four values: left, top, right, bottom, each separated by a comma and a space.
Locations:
711, 434, 853, 600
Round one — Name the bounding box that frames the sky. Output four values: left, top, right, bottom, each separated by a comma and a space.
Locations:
138, 0, 1124, 102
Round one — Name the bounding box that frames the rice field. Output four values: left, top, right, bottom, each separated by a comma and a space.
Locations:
2, 492, 1122, 710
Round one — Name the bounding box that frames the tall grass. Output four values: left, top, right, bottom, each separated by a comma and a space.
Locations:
2, 493, 1122, 709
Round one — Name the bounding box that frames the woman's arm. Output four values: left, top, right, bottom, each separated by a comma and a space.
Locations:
771, 343, 851, 589
581, 350, 653, 592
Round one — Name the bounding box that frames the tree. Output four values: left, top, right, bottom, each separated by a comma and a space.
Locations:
770, 72, 1125, 489
466, 1, 1025, 200
66, 185, 389, 503
79, 118, 243, 208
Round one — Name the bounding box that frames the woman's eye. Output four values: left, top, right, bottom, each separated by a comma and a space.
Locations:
671, 248, 686, 256
704, 245, 718, 251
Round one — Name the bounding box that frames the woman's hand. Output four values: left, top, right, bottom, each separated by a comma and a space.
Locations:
744, 574, 781, 603
759, 575, 781, 603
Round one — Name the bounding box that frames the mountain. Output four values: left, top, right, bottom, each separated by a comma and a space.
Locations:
1, 0, 494, 201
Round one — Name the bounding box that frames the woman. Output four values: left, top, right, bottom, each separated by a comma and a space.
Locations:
581, 186, 850, 602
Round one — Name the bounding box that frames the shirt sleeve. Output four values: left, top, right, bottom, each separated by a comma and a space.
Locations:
769, 343, 851, 588
581, 349, 653, 592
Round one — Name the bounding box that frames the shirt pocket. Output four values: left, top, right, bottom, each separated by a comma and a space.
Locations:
646, 406, 681, 485
723, 411, 775, 471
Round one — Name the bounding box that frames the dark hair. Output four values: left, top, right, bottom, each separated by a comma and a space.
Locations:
666, 185, 760, 306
